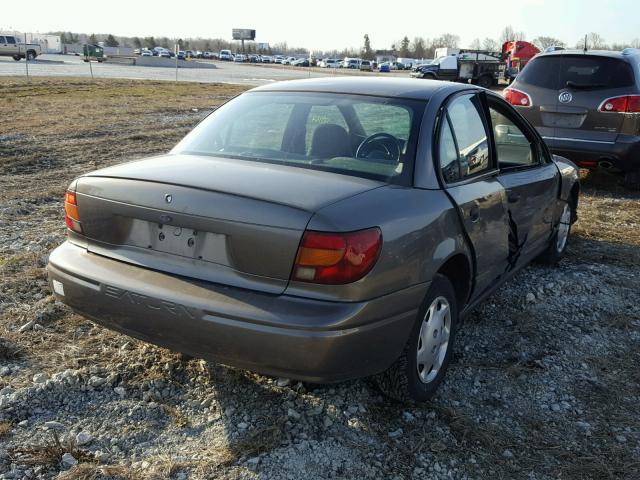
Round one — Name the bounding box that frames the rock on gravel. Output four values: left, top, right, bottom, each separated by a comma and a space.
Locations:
61, 453, 77, 468
75, 431, 93, 445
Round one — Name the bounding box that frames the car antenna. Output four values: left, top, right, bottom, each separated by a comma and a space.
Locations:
583, 34, 588, 53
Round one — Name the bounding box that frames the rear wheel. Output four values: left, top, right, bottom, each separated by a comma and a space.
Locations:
375, 274, 459, 402
12, 55, 21, 61
537, 201, 573, 265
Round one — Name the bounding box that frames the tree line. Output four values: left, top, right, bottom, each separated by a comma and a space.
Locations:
53, 26, 640, 57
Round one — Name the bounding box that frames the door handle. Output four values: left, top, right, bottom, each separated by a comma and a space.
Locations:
507, 190, 521, 203
468, 204, 480, 222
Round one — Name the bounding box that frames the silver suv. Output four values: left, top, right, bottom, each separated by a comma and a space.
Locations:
505, 48, 640, 188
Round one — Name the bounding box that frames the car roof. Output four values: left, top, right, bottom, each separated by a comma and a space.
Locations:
251, 77, 472, 100
536, 49, 640, 60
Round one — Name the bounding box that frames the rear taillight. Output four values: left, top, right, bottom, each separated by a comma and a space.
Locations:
503, 88, 532, 107
64, 190, 82, 233
292, 228, 382, 284
598, 95, 640, 113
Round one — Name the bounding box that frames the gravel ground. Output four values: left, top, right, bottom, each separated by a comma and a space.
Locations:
0, 77, 639, 480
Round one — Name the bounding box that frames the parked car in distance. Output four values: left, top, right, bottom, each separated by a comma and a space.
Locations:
505, 48, 640, 188
343, 57, 360, 69
291, 58, 309, 67
261, 55, 273, 63
360, 60, 373, 71
379, 63, 391, 72
273, 55, 285, 63
234, 54, 247, 62
48, 77, 579, 402
0, 33, 41, 61
140, 49, 152, 57
219, 49, 233, 61
177, 51, 186, 60
158, 50, 171, 58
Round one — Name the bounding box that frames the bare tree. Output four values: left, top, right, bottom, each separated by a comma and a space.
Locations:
576, 32, 608, 50
500, 26, 526, 44
482, 37, 499, 51
412, 37, 426, 58
469, 38, 482, 50
532, 36, 565, 50
435, 33, 460, 48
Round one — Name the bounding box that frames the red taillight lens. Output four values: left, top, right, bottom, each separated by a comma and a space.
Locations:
292, 228, 382, 284
64, 190, 82, 233
503, 88, 532, 107
599, 95, 640, 113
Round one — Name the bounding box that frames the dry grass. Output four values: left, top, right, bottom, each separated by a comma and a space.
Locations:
9, 431, 93, 467
0, 421, 12, 438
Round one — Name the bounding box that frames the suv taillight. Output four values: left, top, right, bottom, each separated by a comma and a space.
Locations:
292, 228, 382, 284
503, 88, 532, 107
64, 190, 82, 233
598, 95, 640, 113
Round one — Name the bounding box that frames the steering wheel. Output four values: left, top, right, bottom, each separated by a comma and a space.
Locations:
355, 132, 401, 162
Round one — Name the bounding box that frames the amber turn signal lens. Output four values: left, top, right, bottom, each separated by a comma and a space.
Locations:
64, 190, 82, 233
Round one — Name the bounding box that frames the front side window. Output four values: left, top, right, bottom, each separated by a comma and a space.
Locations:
445, 94, 490, 179
172, 92, 425, 185
6, 36, 16, 45
489, 105, 537, 169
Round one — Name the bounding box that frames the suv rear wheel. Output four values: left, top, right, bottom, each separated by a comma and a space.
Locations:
375, 274, 459, 402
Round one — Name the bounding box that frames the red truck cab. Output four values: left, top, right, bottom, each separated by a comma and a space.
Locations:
502, 41, 540, 82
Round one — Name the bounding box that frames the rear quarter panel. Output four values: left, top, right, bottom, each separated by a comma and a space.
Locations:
284, 186, 471, 302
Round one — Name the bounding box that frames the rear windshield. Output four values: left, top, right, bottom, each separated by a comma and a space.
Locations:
172, 92, 426, 185
518, 55, 635, 90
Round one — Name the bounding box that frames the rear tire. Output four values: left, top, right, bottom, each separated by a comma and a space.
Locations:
537, 200, 574, 265
12, 55, 21, 61
375, 274, 459, 402
477, 75, 493, 89
623, 171, 640, 191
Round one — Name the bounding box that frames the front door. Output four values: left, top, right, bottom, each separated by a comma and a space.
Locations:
4, 36, 19, 57
487, 97, 560, 266
437, 93, 510, 298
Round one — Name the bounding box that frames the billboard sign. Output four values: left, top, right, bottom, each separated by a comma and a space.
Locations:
232, 29, 256, 41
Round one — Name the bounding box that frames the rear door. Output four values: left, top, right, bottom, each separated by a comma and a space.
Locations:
487, 96, 560, 265
437, 92, 510, 298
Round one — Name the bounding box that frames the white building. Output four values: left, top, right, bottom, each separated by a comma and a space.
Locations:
24, 33, 62, 53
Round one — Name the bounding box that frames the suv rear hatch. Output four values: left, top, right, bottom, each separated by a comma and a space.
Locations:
515, 54, 635, 143
73, 154, 382, 294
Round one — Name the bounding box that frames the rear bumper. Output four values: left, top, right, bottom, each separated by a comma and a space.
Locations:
543, 134, 640, 172
47, 241, 426, 383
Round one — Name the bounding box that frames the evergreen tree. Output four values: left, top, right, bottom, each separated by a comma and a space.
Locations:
105, 34, 119, 47
362, 34, 373, 59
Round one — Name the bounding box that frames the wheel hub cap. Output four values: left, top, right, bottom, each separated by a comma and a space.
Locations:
416, 296, 451, 384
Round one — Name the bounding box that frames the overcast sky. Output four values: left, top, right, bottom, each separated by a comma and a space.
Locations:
4, 0, 639, 51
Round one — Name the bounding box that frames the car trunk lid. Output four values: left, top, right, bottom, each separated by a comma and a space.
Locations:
73, 153, 382, 294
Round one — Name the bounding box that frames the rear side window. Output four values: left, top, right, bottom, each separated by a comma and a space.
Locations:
441, 94, 491, 180
519, 55, 635, 90
6, 36, 16, 44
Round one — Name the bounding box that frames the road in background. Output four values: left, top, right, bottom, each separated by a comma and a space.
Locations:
0, 54, 388, 86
